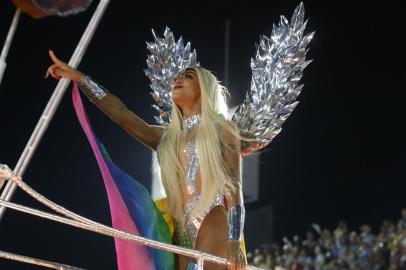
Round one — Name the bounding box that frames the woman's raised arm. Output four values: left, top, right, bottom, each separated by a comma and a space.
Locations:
45, 49, 164, 151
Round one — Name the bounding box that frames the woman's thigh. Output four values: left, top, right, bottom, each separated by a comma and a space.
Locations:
194, 206, 228, 270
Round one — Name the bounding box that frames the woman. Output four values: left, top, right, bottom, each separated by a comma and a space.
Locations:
45, 49, 247, 270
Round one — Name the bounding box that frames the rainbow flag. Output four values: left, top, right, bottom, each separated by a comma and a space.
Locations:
72, 83, 174, 270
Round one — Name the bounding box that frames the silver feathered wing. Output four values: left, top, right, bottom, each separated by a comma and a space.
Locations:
144, 27, 198, 126
231, 2, 314, 156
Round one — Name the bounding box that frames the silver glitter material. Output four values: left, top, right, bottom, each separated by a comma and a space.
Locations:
184, 192, 224, 246
184, 135, 198, 194
144, 27, 199, 126
182, 115, 201, 194
183, 115, 201, 134
227, 204, 245, 241
77, 74, 108, 103
232, 2, 314, 155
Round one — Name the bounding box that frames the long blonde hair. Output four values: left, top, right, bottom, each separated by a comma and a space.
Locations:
157, 67, 239, 224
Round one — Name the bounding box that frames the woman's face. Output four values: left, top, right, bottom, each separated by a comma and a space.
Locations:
171, 68, 201, 108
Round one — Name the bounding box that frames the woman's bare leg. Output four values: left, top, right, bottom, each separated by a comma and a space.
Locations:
194, 206, 228, 270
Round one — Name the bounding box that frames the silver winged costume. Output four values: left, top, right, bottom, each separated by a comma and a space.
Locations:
144, 3, 314, 155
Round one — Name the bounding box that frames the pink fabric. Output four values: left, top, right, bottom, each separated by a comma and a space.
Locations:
72, 84, 154, 270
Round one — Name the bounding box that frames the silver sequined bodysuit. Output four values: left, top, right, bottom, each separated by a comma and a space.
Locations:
180, 115, 224, 247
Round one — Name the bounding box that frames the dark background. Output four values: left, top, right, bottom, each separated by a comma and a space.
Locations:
0, 0, 405, 269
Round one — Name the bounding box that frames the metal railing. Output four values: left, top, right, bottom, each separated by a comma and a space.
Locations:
0, 165, 263, 270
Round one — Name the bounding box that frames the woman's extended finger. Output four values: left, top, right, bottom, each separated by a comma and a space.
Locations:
45, 65, 55, 79
48, 50, 66, 67
45, 67, 52, 79
45, 65, 60, 80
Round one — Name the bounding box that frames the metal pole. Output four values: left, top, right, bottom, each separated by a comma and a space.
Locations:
0, 0, 111, 219
0, 250, 84, 270
0, 8, 21, 86
197, 256, 205, 270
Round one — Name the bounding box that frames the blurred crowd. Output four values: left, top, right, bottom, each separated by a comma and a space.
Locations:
247, 208, 406, 270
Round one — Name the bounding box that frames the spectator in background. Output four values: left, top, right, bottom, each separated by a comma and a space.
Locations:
319, 229, 334, 251
313, 246, 325, 270
360, 224, 376, 246
250, 209, 406, 270
302, 231, 318, 256
398, 208, 406, 231
334, 220, 348, 245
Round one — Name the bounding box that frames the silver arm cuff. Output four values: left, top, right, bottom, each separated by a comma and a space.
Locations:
77, 73, 108, 103
227, 204, 245, 241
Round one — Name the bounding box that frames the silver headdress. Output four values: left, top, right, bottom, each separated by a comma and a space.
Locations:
144, 27, 199, 126
231, 2, 314, 155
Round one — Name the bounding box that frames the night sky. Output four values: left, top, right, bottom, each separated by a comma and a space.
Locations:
0, 0, 405, 269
